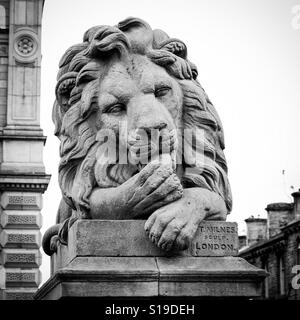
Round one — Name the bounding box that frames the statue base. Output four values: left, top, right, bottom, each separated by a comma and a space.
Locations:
35, 220, 267, 299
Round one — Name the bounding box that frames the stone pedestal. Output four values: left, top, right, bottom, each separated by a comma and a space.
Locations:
35, 220, 267, 299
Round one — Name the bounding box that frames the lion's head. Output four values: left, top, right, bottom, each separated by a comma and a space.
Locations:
53, 17, 232, 220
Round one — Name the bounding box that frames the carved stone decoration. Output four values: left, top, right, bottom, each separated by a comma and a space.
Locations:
17, 36, 34, 55
43, 17, 233, 255
13, 28, 38, 63
37, 17, 268, 301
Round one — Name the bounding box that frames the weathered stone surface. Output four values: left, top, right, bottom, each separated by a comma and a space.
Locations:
68, 220, 165, 259
0, 229, 41, 248
35, 256, 266, 300
66, 220, 238, 263
265, 203, 294, 237
188, 222, 238, 256
6, 0, 43, 128
3, 289, 35, 300
157, 257, 265, 297
1, 140, 45, 173
0, 266, 5, 289
0, 0, 49, 301
0, 249, 41, 268
37, 256, 159, 299
245, 216, 268, 246
0, 210, 42, 229
36, 219, 267, 299
5, 268, 41, 287
0, 173, 50, 193
0, 191, 42, 210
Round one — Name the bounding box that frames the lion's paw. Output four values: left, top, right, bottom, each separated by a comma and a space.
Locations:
144, 198, 199, 251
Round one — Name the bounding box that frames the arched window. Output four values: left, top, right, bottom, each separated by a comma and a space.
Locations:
0, 5, 6, 29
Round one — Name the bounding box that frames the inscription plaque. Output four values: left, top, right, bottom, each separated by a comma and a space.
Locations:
190, 221, 238, 257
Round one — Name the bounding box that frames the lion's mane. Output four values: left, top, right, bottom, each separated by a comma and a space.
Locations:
52, 17, 232, 220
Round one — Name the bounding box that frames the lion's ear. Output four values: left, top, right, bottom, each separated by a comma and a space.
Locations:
55, 72, 77, 112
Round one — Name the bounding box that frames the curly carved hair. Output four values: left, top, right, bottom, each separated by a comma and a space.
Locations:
53, 17, 232, 219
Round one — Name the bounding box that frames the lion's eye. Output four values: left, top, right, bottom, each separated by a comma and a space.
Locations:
104, 103, 126, 114
155, 87, 171, 98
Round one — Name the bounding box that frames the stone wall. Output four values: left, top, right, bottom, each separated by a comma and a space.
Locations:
0, 0, 9, 128
240, 221, 300, 299
0, 0, 49, 300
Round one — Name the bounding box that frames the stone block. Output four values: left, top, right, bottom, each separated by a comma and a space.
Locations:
0, 229, 41, 248
0, 73, 8, 80
36, 220, 266, 299
5, 268, 41, 287
38, 256, 158, 299
188, 222, 238, 256
0, 266, 5, 289
15, 1, 26, 25
35, 256, 266, 300
0, 44, 8, 57
0, 57, 8, 64
50, 241, 70, 275
66, 220, 238, 265
0, 210, 42, 229
0, 191, 42, 210
26, 0, 37, 25
156, 256, 264, 297
0, 80, 7, 88
68, 220, 164, 259
3, 288, 36, 300
0, 65, 8, 72
0, 248, 41, 268
3, 140, 43, 163
0, 88, 7, 96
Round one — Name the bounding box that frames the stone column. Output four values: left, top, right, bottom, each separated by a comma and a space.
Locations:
0, 0, 50, 300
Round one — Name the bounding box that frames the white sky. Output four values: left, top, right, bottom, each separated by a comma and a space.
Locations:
39, 0, 300, 284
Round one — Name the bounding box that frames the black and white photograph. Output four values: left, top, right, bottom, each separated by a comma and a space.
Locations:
0, 0, 299, 309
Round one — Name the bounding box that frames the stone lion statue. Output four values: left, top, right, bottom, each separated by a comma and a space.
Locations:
43, 17, 232, 255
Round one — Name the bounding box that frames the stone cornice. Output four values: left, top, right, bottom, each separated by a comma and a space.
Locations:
0, 174, 51, 193
245, 217, 267, 223
239, 234, 286, 259
239, 219, 300, 260
0, 135, 47, 143
265, 202, 293, 211
280, 219, 300, 235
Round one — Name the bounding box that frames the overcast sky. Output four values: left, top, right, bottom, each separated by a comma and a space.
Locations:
39, 0, 300, 283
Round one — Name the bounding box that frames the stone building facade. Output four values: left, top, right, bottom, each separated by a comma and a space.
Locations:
0, 0, 49, 300
239, 190, 300, 300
